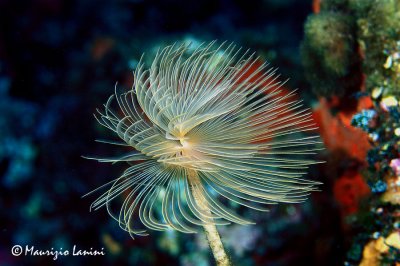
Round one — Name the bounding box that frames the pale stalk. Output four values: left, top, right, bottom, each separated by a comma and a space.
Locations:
187, 169, 231, 266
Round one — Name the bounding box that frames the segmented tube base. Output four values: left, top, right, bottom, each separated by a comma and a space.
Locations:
188, 169, 231, 266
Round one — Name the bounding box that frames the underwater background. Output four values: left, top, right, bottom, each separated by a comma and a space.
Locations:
0, 0, 399, 265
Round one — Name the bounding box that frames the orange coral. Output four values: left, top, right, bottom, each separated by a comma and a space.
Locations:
313, 97, 372, 161
333, 170, 370, 216
313, 0, 321, 14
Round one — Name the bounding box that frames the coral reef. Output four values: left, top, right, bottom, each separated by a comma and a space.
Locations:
351, 0, 400, 98
303, 0, 400, 265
